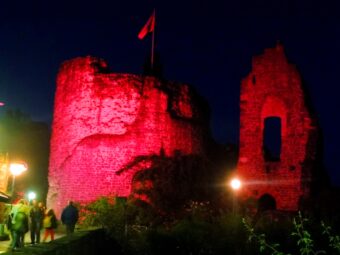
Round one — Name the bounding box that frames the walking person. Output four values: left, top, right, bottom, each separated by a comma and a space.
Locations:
38, 201, 46, 212
29, 199, 44, 245
61, 201, 79, 236
42, 209, 58, 242
9, 199, 29, 251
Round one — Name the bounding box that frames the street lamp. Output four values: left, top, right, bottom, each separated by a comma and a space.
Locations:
9, 162, 28, 194
230, 177, 242, 214
230, 178, 241, 190
28, 191, 36, 201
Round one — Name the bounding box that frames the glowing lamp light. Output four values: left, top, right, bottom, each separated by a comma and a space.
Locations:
28, 191, 36, 201
9, 162, 28, 195
230, 178, 241, 190
9, 163, 28, 176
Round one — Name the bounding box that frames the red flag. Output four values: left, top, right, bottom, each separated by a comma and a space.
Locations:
138, 11, 155, 40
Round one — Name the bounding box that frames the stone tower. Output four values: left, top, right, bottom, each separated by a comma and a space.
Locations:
47, 56, 210, 216
237, 44, 320, 211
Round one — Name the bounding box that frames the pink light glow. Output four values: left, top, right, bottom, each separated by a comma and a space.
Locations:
237, 44, 318, 211
47, 56, 208, 216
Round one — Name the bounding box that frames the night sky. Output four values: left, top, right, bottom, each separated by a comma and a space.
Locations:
0, 1, 340, 186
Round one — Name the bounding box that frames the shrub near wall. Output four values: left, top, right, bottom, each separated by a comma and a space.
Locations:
79, 197, 252, 255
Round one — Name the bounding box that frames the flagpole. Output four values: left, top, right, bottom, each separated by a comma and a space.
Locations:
151, 9, 155, 72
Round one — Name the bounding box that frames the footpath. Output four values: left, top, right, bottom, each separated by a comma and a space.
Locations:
0, 227, 66, 254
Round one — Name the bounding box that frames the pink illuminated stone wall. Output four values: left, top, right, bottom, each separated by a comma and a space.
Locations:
47, 56, 210, 216
237, 44, 319, 211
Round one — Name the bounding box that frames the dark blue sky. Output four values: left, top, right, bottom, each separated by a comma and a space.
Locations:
0, 0, 340, 186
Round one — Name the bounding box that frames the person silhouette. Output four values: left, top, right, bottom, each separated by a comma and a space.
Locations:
61, 201, 79, 236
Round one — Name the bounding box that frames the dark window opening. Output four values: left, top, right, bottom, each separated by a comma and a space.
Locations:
263, 117, 281, 162
252, 75, 256, 84
258, 194, 276, 212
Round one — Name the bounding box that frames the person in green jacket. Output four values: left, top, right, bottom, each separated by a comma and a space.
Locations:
9, 199, 29, 250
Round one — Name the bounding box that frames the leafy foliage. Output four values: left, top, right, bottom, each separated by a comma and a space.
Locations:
242, 211, 340, 255
321, 221, 340, 253
132, 153, 215, 214
80, 196, 340, 255
291, 212, 325, 255
243, 218, 287, 255
79, 196, 249, 254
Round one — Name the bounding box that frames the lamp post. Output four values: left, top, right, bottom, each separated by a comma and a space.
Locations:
230, 177, 241, 214
9, 162, 28, 195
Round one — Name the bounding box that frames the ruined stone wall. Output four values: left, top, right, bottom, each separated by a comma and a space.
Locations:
47, 56, 209, 216
237, 44, 318, 211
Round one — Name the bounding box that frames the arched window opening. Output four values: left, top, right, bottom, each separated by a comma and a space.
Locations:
258, 193, 276, 213
263, 117, 281, 162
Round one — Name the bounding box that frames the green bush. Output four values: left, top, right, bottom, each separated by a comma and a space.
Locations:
79, 196, 340, 255
243, 211, 340, 255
